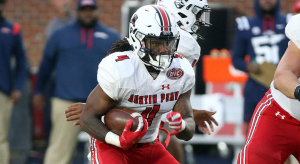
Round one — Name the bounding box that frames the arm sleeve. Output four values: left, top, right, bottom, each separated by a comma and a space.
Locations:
12, 26, 28, 91
34, 31, 59, 95
231, 24, 248, 72
285, 14, 300, 50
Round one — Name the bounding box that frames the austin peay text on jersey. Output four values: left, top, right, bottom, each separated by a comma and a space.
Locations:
127, 91, 180, 105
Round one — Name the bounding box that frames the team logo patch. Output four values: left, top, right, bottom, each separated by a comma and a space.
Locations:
166, 68, 184, 80
251, 26, 261, 35
94, 32, 108, 39
1, 27, 11, 34
276, 24, 285, 30
81, 0, 94, 5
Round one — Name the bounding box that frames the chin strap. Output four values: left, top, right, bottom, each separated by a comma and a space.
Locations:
158, 122, 171, 148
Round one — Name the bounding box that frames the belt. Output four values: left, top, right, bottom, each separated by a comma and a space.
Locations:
132, 140, 157, 148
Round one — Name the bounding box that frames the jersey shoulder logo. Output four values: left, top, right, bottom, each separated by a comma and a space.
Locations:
1, 27, 11, 34
167, 68, 184, 80
115, 55, 130, 62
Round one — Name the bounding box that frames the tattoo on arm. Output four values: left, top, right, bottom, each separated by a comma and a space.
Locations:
173, 90, 193, 119
173, 90, 195, 141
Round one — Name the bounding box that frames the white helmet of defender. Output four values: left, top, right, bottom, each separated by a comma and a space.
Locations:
127, 5, 180, 71
156, 0, 211, 39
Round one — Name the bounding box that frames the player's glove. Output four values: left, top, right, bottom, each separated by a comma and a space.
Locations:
167, 112, 186, 135
105, 117, 148, 150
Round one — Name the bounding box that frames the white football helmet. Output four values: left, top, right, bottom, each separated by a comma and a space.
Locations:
127, 5, 180, 71
156, 0, 211, 39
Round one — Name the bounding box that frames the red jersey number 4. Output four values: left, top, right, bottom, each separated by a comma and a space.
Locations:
115, 55, 129, 62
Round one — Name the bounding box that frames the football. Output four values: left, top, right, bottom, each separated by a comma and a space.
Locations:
104, 107, 142, 136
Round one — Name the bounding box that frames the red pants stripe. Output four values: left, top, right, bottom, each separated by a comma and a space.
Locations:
238, 90, 300, 164
90, 137, 179, 164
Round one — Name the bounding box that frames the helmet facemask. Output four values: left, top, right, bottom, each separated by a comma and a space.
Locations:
190, 5, 212, 40
137, 32, 179, 71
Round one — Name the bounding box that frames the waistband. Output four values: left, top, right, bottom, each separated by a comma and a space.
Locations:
132, 139, 158, 148
264, 89, 300, 125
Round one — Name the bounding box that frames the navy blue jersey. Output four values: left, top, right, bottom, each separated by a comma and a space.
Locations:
35, 21, 121, 101
232, 0, 290, 102
0, 19, 28, 95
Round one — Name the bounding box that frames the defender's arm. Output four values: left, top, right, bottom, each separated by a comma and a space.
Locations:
274, 41, 300, 99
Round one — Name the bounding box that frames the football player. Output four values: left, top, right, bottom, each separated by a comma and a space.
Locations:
232, 0, 289, 136
156, 0, 211, 66
80, 5, 196, 163
65, 0, 217, 135
238, 14, 300, 164
66, 0, 218, 162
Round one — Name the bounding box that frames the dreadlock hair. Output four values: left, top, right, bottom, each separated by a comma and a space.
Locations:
107, 38, 133, 55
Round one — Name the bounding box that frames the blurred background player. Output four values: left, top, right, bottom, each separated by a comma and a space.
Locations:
38, 0, 76, 145
45, 0, 75, 38
0, 0, 28, 163
231, 0, 289, 136
32, 0, 121, 163
238, 13, 300, 164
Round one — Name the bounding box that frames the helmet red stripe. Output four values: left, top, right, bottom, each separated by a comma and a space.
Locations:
157, 6, 169, 31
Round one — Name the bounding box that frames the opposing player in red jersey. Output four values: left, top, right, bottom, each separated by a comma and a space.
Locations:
238, 14, 300, 164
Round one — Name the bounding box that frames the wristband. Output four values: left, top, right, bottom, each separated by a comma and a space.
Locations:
105, 131, 121, 148
179, 120, 186, 132
294, 84, 300, 101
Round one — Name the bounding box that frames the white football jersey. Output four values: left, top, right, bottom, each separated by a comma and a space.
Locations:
177, 28, 201, 66
97, 50, 195, 143
285, 14, 300, 50
270, 14, 300, 121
